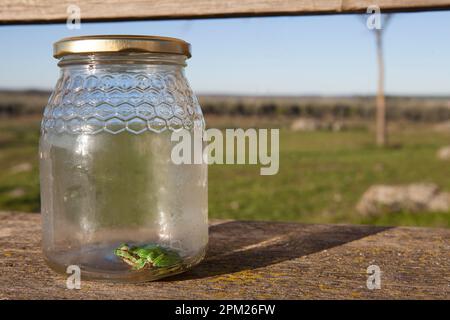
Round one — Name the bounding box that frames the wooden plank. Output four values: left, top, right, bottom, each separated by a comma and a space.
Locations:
0, 212, 449, 299
1, 0, 450, 24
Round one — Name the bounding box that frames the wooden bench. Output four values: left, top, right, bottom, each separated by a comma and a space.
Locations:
1, 212, 448, 299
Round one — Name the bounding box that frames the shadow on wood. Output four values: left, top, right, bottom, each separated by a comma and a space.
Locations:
169, 220, 391, 281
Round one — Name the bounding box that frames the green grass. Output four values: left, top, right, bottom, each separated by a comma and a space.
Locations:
208, 125, 450, 228
0, 117, 41, 212
1, 117, 449, 228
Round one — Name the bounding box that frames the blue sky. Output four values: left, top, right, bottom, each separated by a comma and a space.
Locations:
0, 11, 449, 95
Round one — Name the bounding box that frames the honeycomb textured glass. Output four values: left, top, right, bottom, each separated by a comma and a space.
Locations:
42, 71, 204, 135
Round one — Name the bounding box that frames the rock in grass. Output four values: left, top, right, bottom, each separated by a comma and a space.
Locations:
437, 146, 450, 160
10, 163, 32, 174
434, 121, 450, 133
357, 183, 450, 216
290, 118, 346, 132
428, 192, 450, 212
290, 118, 319, 132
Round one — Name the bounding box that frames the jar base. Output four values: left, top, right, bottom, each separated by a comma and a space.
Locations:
44, 245, 207, 283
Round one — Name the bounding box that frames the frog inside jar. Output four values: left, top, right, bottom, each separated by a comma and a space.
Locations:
39, 35, 208, 282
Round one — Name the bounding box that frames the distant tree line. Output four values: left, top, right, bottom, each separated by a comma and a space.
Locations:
0, 91, 449, 123
199, 96, 450, 122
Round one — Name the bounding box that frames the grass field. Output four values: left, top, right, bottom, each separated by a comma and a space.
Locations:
0, 116, 449, 228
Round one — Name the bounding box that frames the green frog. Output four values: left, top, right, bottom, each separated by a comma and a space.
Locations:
114, 243, 182, 270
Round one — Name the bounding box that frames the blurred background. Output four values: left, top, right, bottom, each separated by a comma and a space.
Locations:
0, 12, 449, 227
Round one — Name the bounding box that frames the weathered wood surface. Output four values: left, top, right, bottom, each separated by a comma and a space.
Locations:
2, 0, 450, 24
0, 212, 449, 299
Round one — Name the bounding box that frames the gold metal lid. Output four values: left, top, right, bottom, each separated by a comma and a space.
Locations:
53, 35, 191, 58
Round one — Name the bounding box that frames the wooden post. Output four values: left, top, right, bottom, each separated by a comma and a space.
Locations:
375, 29, 387, 147
1, 1, 450, 24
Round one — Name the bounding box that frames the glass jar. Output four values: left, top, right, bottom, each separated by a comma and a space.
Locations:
39, 35, 208, 282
